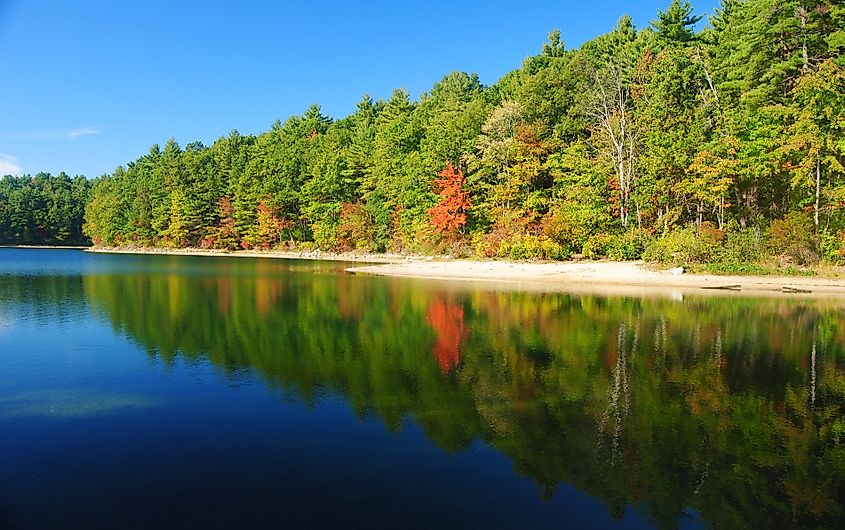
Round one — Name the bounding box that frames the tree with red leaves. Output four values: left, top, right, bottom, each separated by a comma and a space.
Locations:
428, 162, 471, 237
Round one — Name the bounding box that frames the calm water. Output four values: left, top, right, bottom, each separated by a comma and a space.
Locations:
0, 249, 843, 529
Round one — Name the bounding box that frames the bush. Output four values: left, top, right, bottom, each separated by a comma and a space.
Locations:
581, 233, 614, 259
820, 231, 845, 264
606, 231, 646, 260
476, 233, 568, 261
643, 228, 698, 264
643, 223, 729, 265
582, 231, 645, 260
717, 227, 763, 264
541, 206, 592, 254
767, 213, 818, 265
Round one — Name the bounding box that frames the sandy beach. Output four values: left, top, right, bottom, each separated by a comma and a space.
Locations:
347, 259, 845, 297
80, 246, 845, 297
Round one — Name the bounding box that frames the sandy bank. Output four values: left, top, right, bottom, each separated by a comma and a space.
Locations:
347, 260, 845, 298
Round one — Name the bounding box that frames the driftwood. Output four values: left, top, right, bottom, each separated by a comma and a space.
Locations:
701, 284, 742, 291
782, 286, 812, 294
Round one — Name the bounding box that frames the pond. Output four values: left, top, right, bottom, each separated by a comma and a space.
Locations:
0, 248, 843, 529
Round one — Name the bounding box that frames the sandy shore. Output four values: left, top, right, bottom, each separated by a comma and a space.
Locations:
82, 246, 845, 297
347, 260, 845, 297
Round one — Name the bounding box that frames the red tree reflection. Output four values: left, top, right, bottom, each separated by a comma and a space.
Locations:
426, 298, 467, 374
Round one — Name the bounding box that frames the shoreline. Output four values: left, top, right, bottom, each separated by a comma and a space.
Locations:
84, 246, 410, 263
346, 260, 845, 298
1, 245, 91, 250
79, 246, 845, 297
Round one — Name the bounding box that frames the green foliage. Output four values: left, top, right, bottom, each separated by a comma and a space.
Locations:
581, 232, 615, 259
697, 261, 773, 275
498, 234, 568, 261
68, 0, 845, 269
0, 173, 92, 245
580, 231, 645, 260
719, 226, 765, 263
644, 225, 723, 264
820, 231, 845, 264
767, 212, 819, 265
604, 231, 646, 260
644, 223, 766, 268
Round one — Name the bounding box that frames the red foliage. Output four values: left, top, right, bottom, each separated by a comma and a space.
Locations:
242, 200, 289, 250
336, 202, 373, 251
201, 197, 239, 250
425, 298, 467, 374
428, 162, 471, 237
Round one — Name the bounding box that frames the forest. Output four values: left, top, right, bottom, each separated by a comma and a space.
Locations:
0, 173, 92, 245
5, 1, 845, 269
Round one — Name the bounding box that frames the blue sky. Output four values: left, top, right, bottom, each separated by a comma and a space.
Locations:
0, 0, 720, 178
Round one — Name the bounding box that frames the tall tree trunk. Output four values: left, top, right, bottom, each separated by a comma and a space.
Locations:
814, 162, 820, 229
797, 5, 809, 71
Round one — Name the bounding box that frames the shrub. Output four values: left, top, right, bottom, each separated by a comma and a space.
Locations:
820, 231, 845, 264
717, 227, 763, 264
541, 205, 593, 255
643, 223, 727, 265
582, 232, 614, 259
476, 233, 568, 261
606, 231, 646, 260
699, 261, 771, 275
581, 231, 645, 260
767, 213, 818, 265
643, 228, 698, 264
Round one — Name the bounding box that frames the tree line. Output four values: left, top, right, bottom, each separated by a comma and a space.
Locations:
9, 1, 845, 267
0, 173, 92, 245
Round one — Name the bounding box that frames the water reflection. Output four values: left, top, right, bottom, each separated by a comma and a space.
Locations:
74, 268, 845, 529
1, 250, 844, 529
0, 388, 159, 418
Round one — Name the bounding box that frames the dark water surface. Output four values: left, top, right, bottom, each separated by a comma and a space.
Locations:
1, 248, 843, 529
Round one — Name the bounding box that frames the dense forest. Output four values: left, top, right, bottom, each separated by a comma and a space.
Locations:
7, 1, 845, 268
0, 173, 92, 245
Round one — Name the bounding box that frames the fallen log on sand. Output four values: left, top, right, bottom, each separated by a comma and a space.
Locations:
701, 285, 742, 291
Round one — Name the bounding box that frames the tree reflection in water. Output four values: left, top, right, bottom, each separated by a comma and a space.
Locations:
70, 269, 845, 529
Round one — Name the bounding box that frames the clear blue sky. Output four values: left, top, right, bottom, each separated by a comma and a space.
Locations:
0, 0, 720, 178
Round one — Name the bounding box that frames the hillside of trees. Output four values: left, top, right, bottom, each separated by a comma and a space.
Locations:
0, 173, 92, 245
12, 1, 845, 268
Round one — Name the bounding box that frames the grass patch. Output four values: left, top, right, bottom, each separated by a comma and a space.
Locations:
687, 262, 820, 276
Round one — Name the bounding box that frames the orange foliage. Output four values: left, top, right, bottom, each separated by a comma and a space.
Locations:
241, 200, 290, 250
425, 298, 467, 374
428, 162, 471, 237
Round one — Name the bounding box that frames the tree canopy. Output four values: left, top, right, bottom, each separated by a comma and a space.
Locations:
7, 0, 844, 266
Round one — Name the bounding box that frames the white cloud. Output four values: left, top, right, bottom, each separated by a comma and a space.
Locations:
0, 152, 22, 175
9, 126, 102, 140
66, 126, 101, 138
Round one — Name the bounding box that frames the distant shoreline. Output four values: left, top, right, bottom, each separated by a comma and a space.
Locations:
84, 246, 408, 263
75, 246, 845, 298
1, 245, 91, 250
